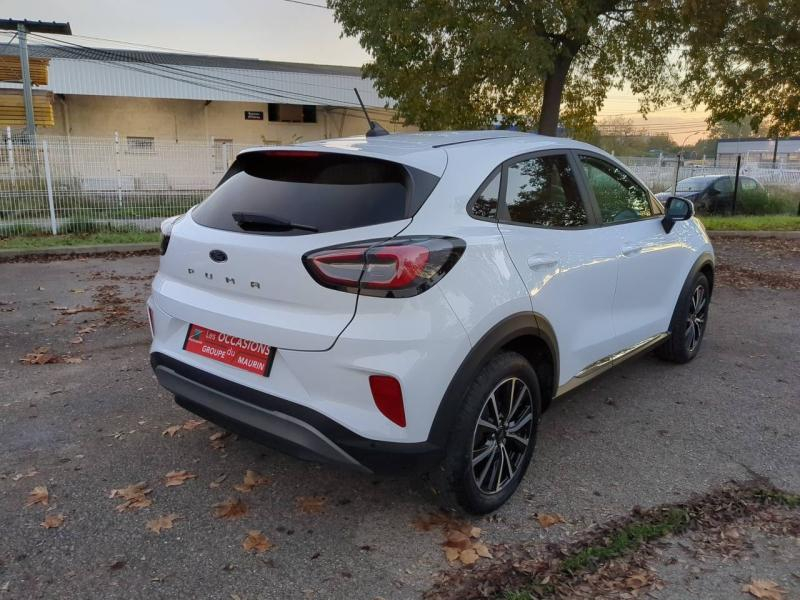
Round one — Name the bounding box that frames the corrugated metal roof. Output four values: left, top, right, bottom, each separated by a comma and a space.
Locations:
0, 44, 385, 107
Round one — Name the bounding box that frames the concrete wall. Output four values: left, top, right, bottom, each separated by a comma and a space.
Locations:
49, 95, 413, 144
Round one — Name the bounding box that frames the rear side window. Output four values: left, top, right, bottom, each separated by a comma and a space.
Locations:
502, 155, 588, 228
192, 151, 439, 235
469, 171, 501, 220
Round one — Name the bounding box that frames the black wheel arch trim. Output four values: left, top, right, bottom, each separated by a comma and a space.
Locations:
427, 311, 558, 447
667, 252, 714, 332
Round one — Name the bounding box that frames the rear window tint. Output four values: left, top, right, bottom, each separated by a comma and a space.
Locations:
192, 151, 439, 235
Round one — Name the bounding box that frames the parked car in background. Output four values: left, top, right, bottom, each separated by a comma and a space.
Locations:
656, 175, 767, 215
149, 131, 714, 513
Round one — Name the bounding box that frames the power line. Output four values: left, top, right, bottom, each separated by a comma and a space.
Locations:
278, 0, 330, 8
27, 32, 392, 112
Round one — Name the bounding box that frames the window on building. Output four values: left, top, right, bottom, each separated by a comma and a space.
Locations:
126, 136, 155, 154
268, 104, 317, 123
502, 155, 588, 228
213, 139, 234, 172
579, 155, 652, 223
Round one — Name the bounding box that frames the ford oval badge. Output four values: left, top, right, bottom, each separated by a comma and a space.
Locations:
209, 249, 227, 263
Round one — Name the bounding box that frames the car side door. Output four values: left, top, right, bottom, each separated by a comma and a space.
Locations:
495, 151, 622, 388
575, 152, 690, 351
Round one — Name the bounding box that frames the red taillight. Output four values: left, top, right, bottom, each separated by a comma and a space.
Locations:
303, 236, 465, 298
369, 375, 406, 427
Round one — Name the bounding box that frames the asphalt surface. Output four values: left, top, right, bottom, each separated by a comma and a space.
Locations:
1, 237, 798, 600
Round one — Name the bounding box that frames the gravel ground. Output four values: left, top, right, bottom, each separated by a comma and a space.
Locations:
1, 236, 798, 600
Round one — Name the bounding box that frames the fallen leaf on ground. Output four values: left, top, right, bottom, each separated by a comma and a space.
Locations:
162, 424, 182, 437
20, 347, 59, 365
209, 431, 231, 449
295, 496, 327, 514
416, 512, 491, 566
742, 579, 786, 600
77, 325, 96, 335
25, 486, 49, 507
11, 469, 38, 481
537, 513, 565, 528
209, 473, 228, 488
164, 470, 197, 487
214, 498, 248, 519
62, 356, 83, 364
69, 336, 83, 345
41, 514, 65, 529
146, 513, 180, 534
182, 419, 205, 431
242, 530, 273, 553
234, 470, 271, 493
109, 482, 153, 512
60, 305, 101, 315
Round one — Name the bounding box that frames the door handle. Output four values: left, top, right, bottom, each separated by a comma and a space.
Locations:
527, 254, 559, 269
622, 244, 644, 256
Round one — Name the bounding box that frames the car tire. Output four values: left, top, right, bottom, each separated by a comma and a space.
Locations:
433, 351, 541, 514
657, 272, 710, 364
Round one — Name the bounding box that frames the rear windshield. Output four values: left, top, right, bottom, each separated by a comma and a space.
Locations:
192, 151, 439, 235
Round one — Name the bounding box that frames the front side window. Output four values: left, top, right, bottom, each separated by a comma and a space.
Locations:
579, 155, 653, 223
470, 171, 501, 220
713, 177, 733, 193
502, 155, 588, 228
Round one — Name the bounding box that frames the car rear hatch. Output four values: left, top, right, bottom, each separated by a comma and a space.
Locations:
153, 148, 441, 351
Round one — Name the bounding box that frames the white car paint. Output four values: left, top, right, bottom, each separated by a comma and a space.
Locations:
149, 130, 713, 453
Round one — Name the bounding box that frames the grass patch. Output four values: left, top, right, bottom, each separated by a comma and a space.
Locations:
0, 231, 159, 250
560, 508, 689, 574
700, 215, 800, 231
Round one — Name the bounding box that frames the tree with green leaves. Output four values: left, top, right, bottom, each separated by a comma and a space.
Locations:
329, 0, 800, 137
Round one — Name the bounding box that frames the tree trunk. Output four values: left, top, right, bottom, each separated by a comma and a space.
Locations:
538, 52, 574, 136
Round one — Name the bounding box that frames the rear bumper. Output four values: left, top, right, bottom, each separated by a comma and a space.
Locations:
150, 352, 443, 473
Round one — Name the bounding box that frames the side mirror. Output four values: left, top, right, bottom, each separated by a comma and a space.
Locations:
662, 196, 694, 233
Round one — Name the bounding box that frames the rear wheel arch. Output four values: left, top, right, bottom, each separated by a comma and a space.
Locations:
428, 312, 558, 447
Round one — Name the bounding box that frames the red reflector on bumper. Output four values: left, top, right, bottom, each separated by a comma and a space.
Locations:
369, 375, 406, 427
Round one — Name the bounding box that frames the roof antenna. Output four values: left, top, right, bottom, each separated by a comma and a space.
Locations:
354, 88, 389, 137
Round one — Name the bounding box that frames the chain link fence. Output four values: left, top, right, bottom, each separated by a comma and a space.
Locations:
1, 131, 799, 237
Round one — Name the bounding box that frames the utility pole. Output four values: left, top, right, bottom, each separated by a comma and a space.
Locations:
0, 19, 72, 137
772, 136, 780, 168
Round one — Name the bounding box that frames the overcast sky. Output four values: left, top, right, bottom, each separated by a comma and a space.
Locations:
3, 0, 708, 142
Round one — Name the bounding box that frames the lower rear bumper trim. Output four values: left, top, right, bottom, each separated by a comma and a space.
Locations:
154, 364, 370, 473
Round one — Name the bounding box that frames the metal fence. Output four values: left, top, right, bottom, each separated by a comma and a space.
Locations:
0, 130, 259, 236
617, 156, 800, 193
2, 131, 799, 237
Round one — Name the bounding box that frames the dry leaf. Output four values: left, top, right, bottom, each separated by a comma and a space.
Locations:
77, 325, 96, 335
182, 419, 205, 431
472, 543, 492, 558
146, 513, 180, 534
109, 482, 153, 512
536, 513, 565, 528
62, 357, 83, 364
459, 548, 479, 565
20, 348, 58, 365
69, 336, 83, 345
242, 530, 273, 553
209, 474, 228, 489
295, 496, 327, 514
164, 470, 197, 487
26, 486, 49, 507
444, 530, 472, 551
162, 424, 182, 437
214, 498, 248, 519
742, 579, 786, 600
41, 513, 65, 529
60, 305, 101, 315
11, 469, 38, 481
209, 431, 231, 450
625, 572, 650, 589
233, 470, 270, 493
444, 547, 461, 562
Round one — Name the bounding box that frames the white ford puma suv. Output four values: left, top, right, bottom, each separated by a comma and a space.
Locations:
149, 131, 714, 513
